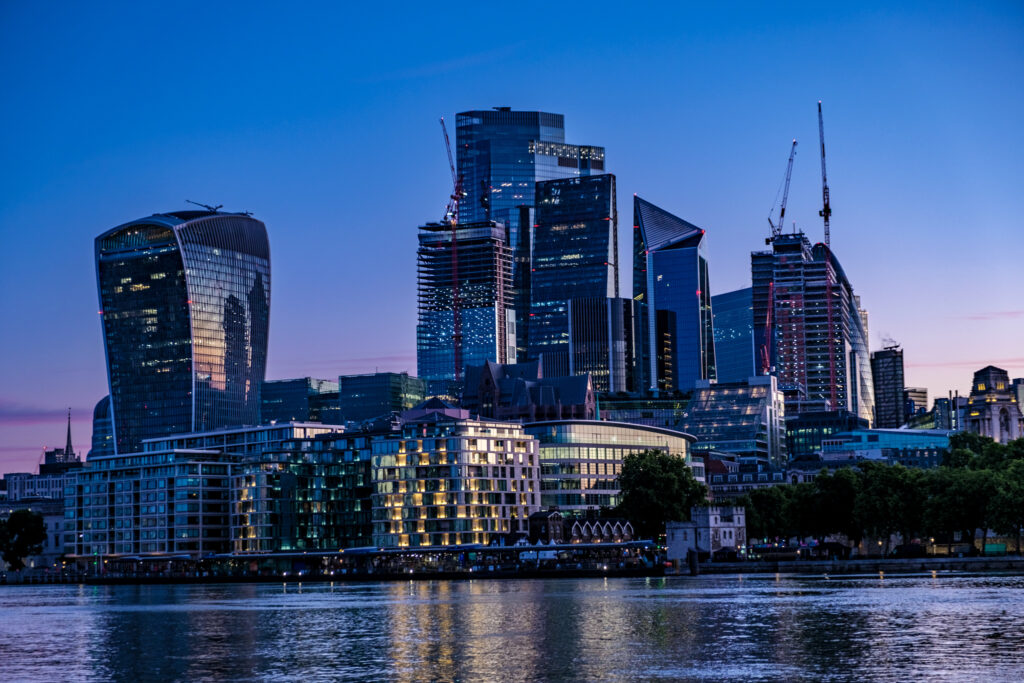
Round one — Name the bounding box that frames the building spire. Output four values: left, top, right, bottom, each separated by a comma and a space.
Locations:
64, 408, 75, 460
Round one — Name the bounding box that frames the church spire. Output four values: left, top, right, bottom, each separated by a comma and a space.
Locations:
64, 408, 75, 461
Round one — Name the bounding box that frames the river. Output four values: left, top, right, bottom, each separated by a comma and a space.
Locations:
1, 573, 1023, 681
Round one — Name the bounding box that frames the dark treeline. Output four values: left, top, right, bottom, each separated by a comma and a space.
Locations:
736, 434, 1024, 554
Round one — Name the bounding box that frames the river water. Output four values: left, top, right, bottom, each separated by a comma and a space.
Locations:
1, 573, 1023, 681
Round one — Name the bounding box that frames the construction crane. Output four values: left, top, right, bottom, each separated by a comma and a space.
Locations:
767, 139, 798, 242
439, 117, 464, 383
817, 101, 837, 409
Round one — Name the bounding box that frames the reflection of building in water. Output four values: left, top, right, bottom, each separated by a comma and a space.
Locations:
95, 209, 271, 454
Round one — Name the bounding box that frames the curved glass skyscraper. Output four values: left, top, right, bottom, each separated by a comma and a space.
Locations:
95, 210, 271, 454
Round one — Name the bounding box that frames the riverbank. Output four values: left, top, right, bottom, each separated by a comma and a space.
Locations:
686, 555, 1024, 575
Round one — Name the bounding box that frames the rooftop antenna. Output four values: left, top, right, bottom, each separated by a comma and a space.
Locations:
185, 200, 223, 213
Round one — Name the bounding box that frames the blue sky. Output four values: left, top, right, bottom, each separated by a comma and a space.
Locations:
1, 2, 1022, 473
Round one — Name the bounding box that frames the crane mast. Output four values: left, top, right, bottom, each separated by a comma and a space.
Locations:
817, 101, 838, 409
439, 117, 464, 383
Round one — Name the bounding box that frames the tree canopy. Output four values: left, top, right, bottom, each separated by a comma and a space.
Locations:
0, 510, 47, 572
615, 449, 707, 539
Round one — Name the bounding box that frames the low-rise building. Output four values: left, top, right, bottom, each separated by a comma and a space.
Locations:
820, 428, 954, 469
786, 410, 869, 461
666, 505, 746, 562
461, 359, 595, 422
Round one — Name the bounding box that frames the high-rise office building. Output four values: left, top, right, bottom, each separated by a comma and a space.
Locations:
711, 287, 754, 383
568, 297, 636, 393
751, 233, 873, 423
634, 196, 716, 392
529, 174, 618, 374
337, 372, 427, 423
88, 395, 113, 459
96, 210, 271, 454
456, 108, 604, 360
416, 220, 515, 389
260, 378, 340, 424
871, 346, 906, 428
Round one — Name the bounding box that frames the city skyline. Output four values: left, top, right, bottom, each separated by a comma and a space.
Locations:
2, 3, 1023, 473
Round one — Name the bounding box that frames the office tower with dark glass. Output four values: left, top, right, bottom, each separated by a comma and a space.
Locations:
568, 297, 636, 393
337, 372, 426, 423
528, 174, 618, 376
712, 287, 755, 383
88, 395, 113, 458
416, 220, 514, 389
95, 210, 271, 454
456, 108, 604, 359
871, 345, 906, 428
260, 378, 340, 425
633, 196, 716, 393
751, 233, 873, 423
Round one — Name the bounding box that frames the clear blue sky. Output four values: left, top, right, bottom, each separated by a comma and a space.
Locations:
2, 2, 1022, 474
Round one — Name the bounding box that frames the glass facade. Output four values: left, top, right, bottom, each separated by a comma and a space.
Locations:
96, 211, 270, 454
634, 197, 716, 392
681, 376, 787, 467
260, 378, 340, 424
870, 347, 905, 428
528, 174, 618, 371
568, 297, 637, 393
337, 372, 426, 423
525, 421, 699, 513
88, 395, 114, 458
786, 410, 869, 461
711, 287, 754, 383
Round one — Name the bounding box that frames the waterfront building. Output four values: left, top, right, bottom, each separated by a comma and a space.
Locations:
871, 346, 906, 428
786, 409, 869, 461
95, 209, 271, 454
371, 400, 541, 548
666, 505, 746, 563
527, 509, 634, 544
680, 376, 787, 467
416, 220, 515, 390
528, 174, 618, 373
596, 393, 692, 429
456, 108, 605, 360
568, 297, 637, 393
964, 366, 1024, 443
260, 378, 340, 424
904, 387, 929, 418
751, 233, 874, 423
89, 396, 114, 458
711, 287, 754, 382
633, 196, 716, 392
461, 359, 595, 422
820, 428, 954, 469
337, 372, 426, 424
524, 420, 700, 514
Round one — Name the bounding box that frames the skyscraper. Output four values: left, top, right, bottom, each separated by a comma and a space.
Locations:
751, 233, 873, 423
416, 220, 515, 390
871, 345, 906, 428
96, 210, 271, 454
711, 287, 755, 383
633, 196, 716, 392
87, 395, 113, 458
456, 108, 604, 359
528, 174, 618, 374
568, 297, 637, 393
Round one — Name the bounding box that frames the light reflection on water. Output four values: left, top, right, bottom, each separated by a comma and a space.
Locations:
1, 574, 1023, 681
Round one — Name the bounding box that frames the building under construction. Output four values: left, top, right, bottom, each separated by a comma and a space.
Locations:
751, 232, 874, 424
416, 220, 515, 393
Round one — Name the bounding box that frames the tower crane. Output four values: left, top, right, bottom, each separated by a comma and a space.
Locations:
439, 117, 464, 383
767, 139, 798, 242
818, 101, 837, 409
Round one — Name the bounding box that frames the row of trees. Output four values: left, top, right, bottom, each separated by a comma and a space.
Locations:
737, 434, 1024, 554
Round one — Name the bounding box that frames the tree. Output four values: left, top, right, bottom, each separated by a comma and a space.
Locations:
739, 485, 790, 543
615, 449, 706, 539
815, 467, 863, 546
0, 510, 47, 572
990, 461, 1024, 554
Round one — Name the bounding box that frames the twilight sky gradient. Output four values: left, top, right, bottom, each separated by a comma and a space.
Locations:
1, 2, 1022, 474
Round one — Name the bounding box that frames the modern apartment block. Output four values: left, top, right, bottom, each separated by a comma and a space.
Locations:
416, 220, 516, 390
95, 209, 270, 454
711, 287, 754, 383
528, 174, 619, 374
751, 233, 873, 423
633, 196, 716, 392
870, 346, 906, 428
371, 400, 540, 548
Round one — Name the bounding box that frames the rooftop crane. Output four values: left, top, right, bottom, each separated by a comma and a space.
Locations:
767, 139, 798, 242
439, 117, 464, 383
817, 101, 832, 248
817, 100, 838, 408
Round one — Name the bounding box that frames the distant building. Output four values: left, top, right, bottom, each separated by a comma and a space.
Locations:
96, 209, 270, 454
371, 400, 541, 548
870, 346, 906, 429
527, 509, 633, 544
681, 376, 787, 467
965, 366, 1024, 443
0, 498, 65, 571
525, 420, 701, 514
633, 196, 716, 392
461, 359, 595, 422
596, 393, 691, 429
568, 297, 637, 393
786, 410, 869, 461
260, 378, 340, 424
337, 372, 426, 424
819, 428, 954, 469
904, 387, 929, 418
711, 287, 754, 382
666, 505, 746, 563
416, 220, 515, 390
934, 395, 968, 431
703, 454, 785, 501
3, 411, 82, 501
88, 396, 113, 458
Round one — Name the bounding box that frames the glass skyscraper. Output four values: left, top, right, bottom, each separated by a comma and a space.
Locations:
95, 210, 271, 454
528, 174, 618, 374
456, 108, 604, 359
711, 287, 754, 383
633, 196, 716, 393
871, 346, 906, 428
